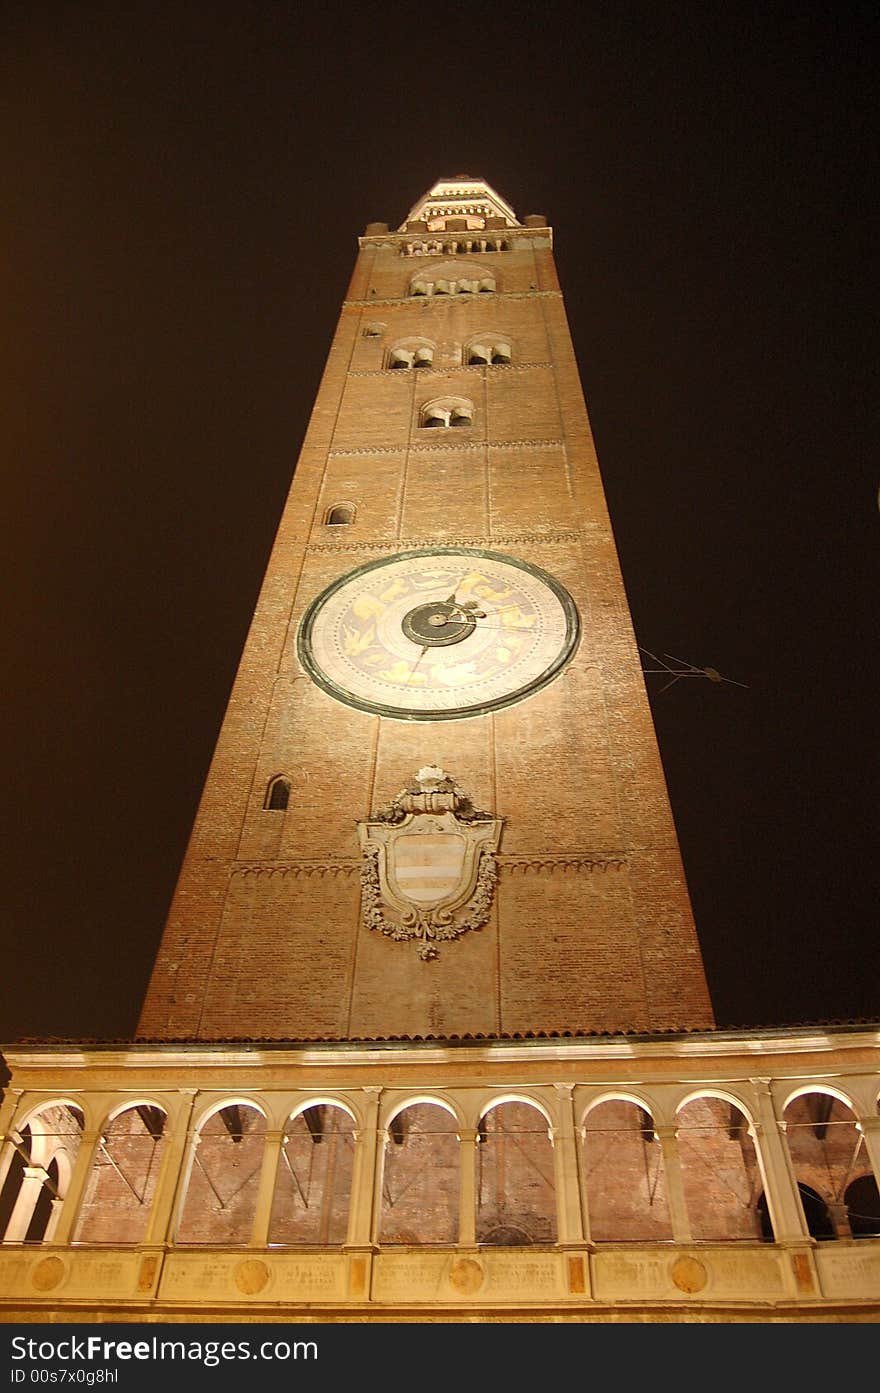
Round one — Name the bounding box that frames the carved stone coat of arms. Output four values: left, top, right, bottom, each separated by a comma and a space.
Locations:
357, 766, 503, 960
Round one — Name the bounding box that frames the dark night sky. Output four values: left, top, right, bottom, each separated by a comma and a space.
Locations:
2, 3, 877, 1049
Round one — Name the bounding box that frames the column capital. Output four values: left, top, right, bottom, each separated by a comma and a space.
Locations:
749, 1077, 774, 1099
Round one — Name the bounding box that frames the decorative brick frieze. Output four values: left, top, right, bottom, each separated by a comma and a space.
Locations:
232, 861, 360, 879
500, 855, 628, 875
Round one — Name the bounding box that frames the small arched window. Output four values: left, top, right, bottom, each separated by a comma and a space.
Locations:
324, 503, 356, 526
265, 776, 290, 811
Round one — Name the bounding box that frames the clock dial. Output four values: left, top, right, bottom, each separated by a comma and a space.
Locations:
297, 548, 579, 720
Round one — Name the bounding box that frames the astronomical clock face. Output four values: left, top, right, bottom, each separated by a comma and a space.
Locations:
297, 548, 579, 720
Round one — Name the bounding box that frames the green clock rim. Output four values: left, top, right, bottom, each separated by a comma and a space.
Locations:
296, 547, 580, 722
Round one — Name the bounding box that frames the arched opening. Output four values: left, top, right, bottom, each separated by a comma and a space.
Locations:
0, 1105, 83, 1245
844, 1174, 880, 1238
264, 776, 290, 811
378, 1102, 458, 1246
324, 503, 355, 526
176, 1103, 267, 1246
269, 1104, 356, 1246
477, 1101, 556, 1247
74, 1104, 168, 1245
676, 1096, 766, 1241
782, 1091, 863, 1240
798, 1183, 836, 1241
582, 1099, 672, 1242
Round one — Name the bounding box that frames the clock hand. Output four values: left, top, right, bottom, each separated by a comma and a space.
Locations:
463, 619, 533, 631
406, 644, 431, 684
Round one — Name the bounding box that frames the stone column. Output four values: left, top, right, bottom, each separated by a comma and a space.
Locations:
857, 1115, 880, 1194
828, 1201, 852, 1239
142, 1091, 198, 1246
42, 1195, 66, 1243
653, 1126, 692, 1243
0, 1092, 23, 1196
749, 1079, 809, 1242
551, 1085, 585, 1245
50, 1129, 101, 1246
2, 1167, 49, 1243
250, 1130, 284, 1247
346, 1088, 382, 1248
457, 1128, 478, 1246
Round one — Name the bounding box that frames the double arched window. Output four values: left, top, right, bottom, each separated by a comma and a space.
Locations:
465, 337, 512, 366
386, 339, 435, 370
419, 397, 474, 430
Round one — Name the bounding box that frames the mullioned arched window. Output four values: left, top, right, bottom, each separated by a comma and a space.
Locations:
418, 396, 474, 430
409, 261, 496, 298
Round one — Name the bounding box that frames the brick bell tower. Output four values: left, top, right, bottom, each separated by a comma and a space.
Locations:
137, 176, 714, 1043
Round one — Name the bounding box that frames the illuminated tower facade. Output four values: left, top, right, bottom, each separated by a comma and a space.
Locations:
1, 180, 877, 1322
137, 175, 713, 1043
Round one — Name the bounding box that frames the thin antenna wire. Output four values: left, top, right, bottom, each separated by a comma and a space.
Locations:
639, 648, 749, 694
